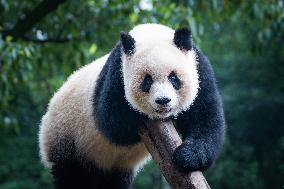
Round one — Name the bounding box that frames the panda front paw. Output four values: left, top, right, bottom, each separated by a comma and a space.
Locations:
172, 141, 212, 172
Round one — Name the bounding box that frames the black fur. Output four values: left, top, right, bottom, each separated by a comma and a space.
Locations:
173, 28, 193, 51
52, 162, 133, 189
141, 74, 153, 93
121, 32, 136, 55
48, 136, 76, 164
172, 47, 225, 171
49, 138, 133, 189
168, 71, 182, 90
93, 43, 146, 146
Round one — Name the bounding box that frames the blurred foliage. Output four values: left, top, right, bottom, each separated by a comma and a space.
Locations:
0, 0, 284, 188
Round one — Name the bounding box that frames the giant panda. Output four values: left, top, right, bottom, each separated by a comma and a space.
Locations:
39, 23, 225, 189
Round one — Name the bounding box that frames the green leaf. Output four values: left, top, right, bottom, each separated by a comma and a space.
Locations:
89, 43, 97, 54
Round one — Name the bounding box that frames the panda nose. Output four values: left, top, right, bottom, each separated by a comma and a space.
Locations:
155, 97, 171, 105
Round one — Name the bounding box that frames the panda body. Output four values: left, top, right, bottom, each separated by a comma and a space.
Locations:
39, 53, 150, 170
39, 24, 225, 189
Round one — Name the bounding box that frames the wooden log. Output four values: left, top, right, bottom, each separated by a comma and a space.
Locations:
139, 119, 211, 189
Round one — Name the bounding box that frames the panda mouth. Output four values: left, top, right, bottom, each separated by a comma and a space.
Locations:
155, 108, 172, 114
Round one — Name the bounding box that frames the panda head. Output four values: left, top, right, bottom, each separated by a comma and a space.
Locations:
121, 24, 199, 119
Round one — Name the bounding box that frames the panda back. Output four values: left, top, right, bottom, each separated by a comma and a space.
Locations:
39, 54, 109, 168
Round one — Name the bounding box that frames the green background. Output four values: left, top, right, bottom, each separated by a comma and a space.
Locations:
1, 0, 284, 188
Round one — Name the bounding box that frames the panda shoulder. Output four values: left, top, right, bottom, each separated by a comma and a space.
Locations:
47, 54, 109, 111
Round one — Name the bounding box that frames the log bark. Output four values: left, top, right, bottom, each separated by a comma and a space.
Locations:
139, 119, 211, 189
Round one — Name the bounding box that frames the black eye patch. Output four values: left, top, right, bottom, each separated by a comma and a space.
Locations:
168, 71, 182, 90
141, 74, 153, 93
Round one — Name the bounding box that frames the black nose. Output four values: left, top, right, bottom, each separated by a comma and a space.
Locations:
155, 97, 171, 105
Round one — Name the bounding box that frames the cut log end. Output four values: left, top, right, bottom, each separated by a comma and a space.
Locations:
139, 119, 211, 189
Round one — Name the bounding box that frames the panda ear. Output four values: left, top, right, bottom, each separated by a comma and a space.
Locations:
120, 32, 136, 56
173, 28, 192, 51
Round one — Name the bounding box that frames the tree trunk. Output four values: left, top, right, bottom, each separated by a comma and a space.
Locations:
139, 119, 211, 189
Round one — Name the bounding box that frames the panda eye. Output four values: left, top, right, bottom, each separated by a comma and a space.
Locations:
141, 74, 153, 93
168, 71, 182, 90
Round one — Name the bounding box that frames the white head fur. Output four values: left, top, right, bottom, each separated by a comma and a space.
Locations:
122, 24, 199, 119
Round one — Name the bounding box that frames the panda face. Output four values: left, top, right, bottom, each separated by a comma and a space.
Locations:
122, 42, 199, 119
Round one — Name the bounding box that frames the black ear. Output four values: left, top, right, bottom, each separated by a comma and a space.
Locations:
173, 28, 192, 51
120, 32, 136, 55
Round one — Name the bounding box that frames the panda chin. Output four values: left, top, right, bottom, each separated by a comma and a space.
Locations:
154, 108, 172, 114
149, 109, 173, 119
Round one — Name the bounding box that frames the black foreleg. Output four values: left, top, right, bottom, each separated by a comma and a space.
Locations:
173, 49, 225, 172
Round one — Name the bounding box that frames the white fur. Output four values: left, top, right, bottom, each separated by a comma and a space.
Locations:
129, 24, 174, 44
122, 23, 199, 119
149, 82, 178, 118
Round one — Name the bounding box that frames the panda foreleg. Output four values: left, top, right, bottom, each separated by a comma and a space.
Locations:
173, 95, 225, 172
172, 51, 225, 172
172, 131, 223, 172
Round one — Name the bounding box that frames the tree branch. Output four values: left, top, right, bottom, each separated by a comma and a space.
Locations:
140, 120, 211, 189
2, 0, 67, 39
